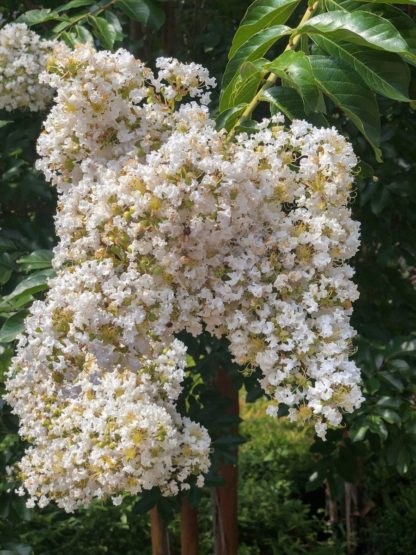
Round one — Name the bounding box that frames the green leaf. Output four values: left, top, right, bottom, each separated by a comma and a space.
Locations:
379, 5, 416, 50
116, 0, 165, 29
378, 408, 401, 424
349, 423, 369, 442
368, 415, 388, 440
220, 59, 267, 111
0, 267, 12, 286
325, 0, 363, 11
222, 25, 292, 89
299, 10, 413, 58
56, 0, 95, 11
0, 121, 12, 129
16, 9, 58, 26
89, 15, 116, 49
379, 370, 405, 391
261, 86, 305, 118
358, 3, 416, 54
389, 358, 410, 371
232, 73, 264, 108
16, 250, 53, 271
1, 270, 53, 305
52, 20, 72, 34
360, 0, 416, 6
396, 446, 410, 475
312, 36, 411, 101
376, 395, 402, 409
229, 0, 301, 58
268, 50, 325, 113
132, 488, 160, 514
105, 11, 124, 41
74, 24, 95, 44
262, 85, 328, 125
308, 55, 381, 160
366, 376, 381, 394
0, 313, 26, 344
216, 104, 248, 132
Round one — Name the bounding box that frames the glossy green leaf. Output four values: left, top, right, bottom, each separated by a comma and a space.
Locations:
0, 313, 26, 344
359, 0, 416, 6
299, 10, 413, 58
16, 9, 57, 26
367, 415, 388, 440
222, 25, 292, 89
16, 250, 53, 271
262, 85, 329, 125
1, 270, 53, 304
74, 24, 95, 44
232, 73, 264, 108
313, 36, 411, 101
0, 267, 12, 286
378, 408, 402, 424
215, 104, 248, 131
268, 50, 325, 112
116, 0, 165, 29
376, 396, 402, 409
379, 370, 405, 391
56, 0, 95, 11
262, 85, 306, 119
220, 59, 267, 111
89, 15, 116, 49
229, 0, 300, 58
325, 0, 363, 10
349, 424, 368, 443
308, 55, 381, 160
105, 11, 124, 41
52, 20, 72, 34
367, 4, 416, 50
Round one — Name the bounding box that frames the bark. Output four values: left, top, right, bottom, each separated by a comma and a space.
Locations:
212, 368, 239, 555
150, 506, 170, 555
180, 495, 199, 555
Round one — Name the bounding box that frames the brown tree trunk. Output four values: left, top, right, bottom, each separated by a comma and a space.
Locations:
324, 479, 339, 526
212, 368, 239, 555
345, 482, 360, 554
150, 506, 170, 555
180, 495, 199, 555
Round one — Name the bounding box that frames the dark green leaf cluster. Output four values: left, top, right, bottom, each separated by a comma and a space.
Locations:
14, 0, 166, 50
219, 0, 416, 160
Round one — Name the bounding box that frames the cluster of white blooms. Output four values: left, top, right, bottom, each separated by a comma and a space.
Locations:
0, 23, 56, 111
6, 43, 363, 511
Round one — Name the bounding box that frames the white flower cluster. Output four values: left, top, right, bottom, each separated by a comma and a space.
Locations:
0, 23, 56, 111
6, 43, 363, 511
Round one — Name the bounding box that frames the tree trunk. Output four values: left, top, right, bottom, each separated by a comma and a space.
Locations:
212, 368, 239, 555
181, 495, 199, 555
345, 482, 359, 554
150, 506, 170, 555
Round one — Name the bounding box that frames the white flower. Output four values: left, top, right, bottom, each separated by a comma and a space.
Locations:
0, 23, 56, 111
5, 44, 363, 511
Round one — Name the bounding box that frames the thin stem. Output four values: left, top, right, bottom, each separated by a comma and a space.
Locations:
56, 0, 118, 38
227, 0, 319, 138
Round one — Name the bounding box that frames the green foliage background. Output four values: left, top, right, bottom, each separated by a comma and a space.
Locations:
1, 1, 416, 554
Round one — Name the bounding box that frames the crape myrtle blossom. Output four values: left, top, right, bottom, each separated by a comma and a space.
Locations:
5, 43, 363, 511
0, 23, 56, 111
